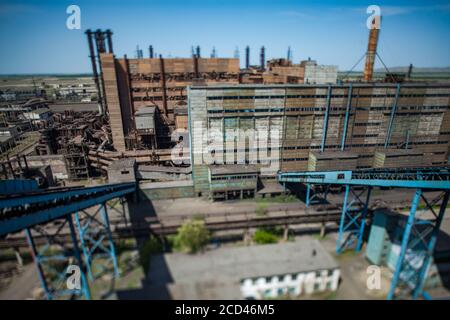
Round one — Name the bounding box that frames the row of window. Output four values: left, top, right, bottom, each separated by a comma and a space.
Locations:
206, 105, 448, 114
206, 93, 450, 100
211, 174, 257, 181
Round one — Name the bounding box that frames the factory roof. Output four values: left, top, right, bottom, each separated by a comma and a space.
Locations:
188, 82, 450, 90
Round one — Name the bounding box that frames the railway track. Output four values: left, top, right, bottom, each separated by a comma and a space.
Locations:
0, 208, 345, 248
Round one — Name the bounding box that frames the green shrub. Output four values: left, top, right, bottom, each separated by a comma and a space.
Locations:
173, 219, 210, 253
253, 229, 279, 244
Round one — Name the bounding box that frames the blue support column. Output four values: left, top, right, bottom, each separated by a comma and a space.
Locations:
320, 85, 332, 152
337, 185, 372, 254
412, 191, 449, 299
336, 185, 350, 254
74, 211, 93, 281
67, 214, 91, 300
384, 83, 401, 148
75, 202, 119, 281
356, 186, 371, 252
25, 228, 51, 300
341, 84, 352, 151
387, 190, 449, 300
100, 203, 119, 277
305, 183, 311, 208
388, 188, 422, 300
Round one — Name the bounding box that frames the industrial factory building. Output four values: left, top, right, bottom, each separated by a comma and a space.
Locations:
188, 83, 450, 197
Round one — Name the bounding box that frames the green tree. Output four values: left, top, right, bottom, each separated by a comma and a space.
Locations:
174, 219, 210, 253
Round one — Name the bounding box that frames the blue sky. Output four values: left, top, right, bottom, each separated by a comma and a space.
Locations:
0, 0, 449, 74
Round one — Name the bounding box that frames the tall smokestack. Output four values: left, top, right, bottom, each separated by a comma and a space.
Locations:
95, 29, 106, 53
149, 45, 154, 58
105, 29, 113, 53
407, 63, 413, 79
363, 15, 381, 82
85, 29, 103, 114
196, 45, 201, 58
260, 46, 265, 71
245, 46, 250, 69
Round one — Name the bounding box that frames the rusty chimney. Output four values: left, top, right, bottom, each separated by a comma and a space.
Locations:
363, 15, 381, 82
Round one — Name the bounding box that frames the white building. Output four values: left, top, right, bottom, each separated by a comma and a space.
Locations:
301, 59, 338, 84
135, 238, 341, 300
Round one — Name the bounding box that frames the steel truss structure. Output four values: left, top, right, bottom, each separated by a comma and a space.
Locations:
0, 181, 135, 300
74, 202, 119, 281
278, 166, 450, 299
25, 215, 91, 300
387, 190, 450, 300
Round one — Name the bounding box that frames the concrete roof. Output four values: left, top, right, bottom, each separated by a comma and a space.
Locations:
140, 180, 193, 189
48, 103, 99, 113
138, 165, 191, 174
375, 149, 423, 156
135, 106, 157, 115
257, 181, 284, 194
149, 239, 338, 285
209, 164, 259, 175
28, 107, 51, 114
109, 158, 136, 170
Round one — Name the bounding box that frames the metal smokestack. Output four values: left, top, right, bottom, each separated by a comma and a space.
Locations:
105, 29, 113, 53
260, 46, 265, 71
149, 45, 154, 58
363, 15, 381, 82
85, 29, 103, 114
196, 45, 201, 58
245, 46, 250, 69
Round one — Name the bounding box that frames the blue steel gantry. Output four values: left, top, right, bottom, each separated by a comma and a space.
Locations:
278, 166, 450, 300
0, 181, 136, 300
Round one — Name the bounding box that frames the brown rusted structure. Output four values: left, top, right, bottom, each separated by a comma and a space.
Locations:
363, 16, 381, 82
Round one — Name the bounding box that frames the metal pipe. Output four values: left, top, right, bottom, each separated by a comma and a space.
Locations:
159, 55, 168, 116
341, 84, 352, 151
384, 83, 401, 148
321, 85, 332, 152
